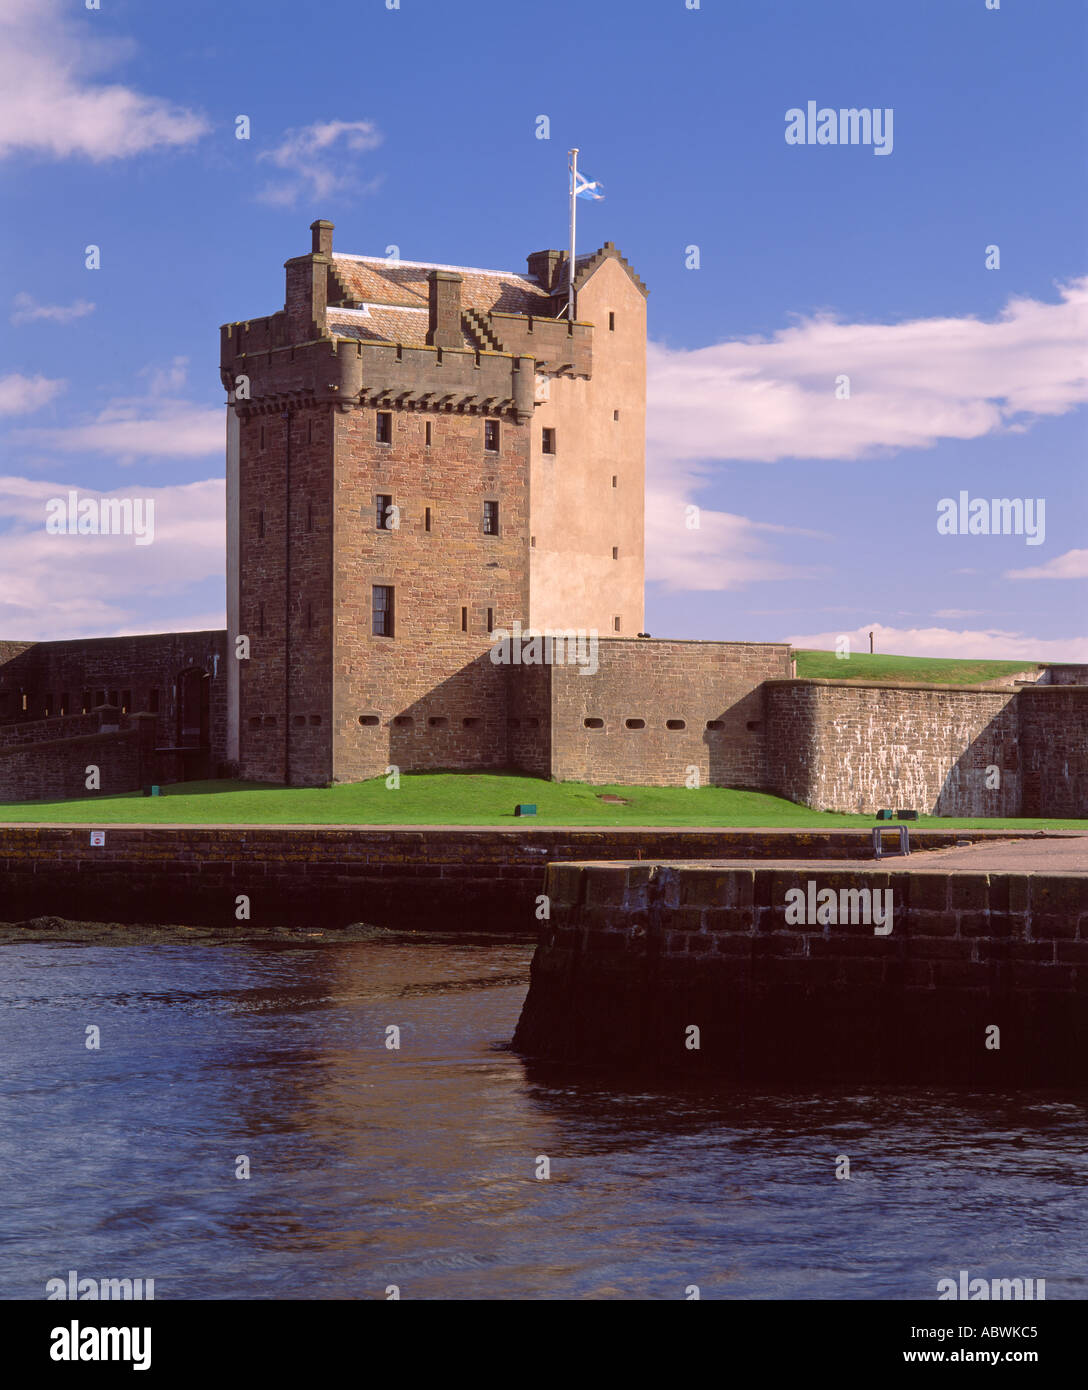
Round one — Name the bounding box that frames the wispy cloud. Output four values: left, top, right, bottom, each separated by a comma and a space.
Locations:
785, 621, 1086, 663
256, 119, 383, 206
0, 0, 208, 162
0, 372, 66, 415
1006, 549, 1088, 580
0, 474, 224, 640
11, 293, 95, 325
11, 359, 221, 463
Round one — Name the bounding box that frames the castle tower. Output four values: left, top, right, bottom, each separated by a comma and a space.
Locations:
221, 221, 647, 785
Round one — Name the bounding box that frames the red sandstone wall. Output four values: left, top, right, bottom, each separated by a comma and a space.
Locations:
330, 408, 532, 782
546, 639, 792, 787
764, 681, 1023, 816
1019, 688, 1088, 816
0, 633, 227, 771
237, 406, 334, 786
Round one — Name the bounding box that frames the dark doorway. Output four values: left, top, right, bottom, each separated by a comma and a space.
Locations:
177, 667, 210, 748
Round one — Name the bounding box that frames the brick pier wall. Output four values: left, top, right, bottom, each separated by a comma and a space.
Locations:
0, 826, 1018, 933
513, 861, 1088, 1083
0, 716, 156, 803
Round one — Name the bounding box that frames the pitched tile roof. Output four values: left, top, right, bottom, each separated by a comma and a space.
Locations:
331, 254, 551, 316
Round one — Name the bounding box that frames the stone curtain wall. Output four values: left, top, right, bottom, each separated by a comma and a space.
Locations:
1020, 688, 1088, 817
0, 632, 228, 770
513, 861, 1088, 1083
764, 680, 1023, 815
0, 716, 155, 803
547, 640, 793, 787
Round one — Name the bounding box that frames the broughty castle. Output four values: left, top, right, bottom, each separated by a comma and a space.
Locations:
0, 221, 1083, 813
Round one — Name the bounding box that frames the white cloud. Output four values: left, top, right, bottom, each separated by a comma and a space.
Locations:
11, 293, 95, 325
0, 0, 208, 162
646, 482, 827, 592
257, 119, 383, 206
647, 277, 1088, 469
1006, 549, 1088, 580
785, 621, 1088, 663
0, 372, 66, 415
12, 361, 222, 462
0, 475, 224, 640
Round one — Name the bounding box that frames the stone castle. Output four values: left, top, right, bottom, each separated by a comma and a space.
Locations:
0, 221, 1084, 815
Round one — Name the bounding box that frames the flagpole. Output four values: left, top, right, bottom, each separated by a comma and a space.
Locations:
567, 147, 578, 321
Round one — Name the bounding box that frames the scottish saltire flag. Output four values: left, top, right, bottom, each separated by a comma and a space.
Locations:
573, 170, 604, 201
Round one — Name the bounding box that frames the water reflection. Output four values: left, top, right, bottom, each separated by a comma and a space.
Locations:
0, 933, 1084, 1300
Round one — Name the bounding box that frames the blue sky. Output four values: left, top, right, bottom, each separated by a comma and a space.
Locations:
2, 0, 1085, 659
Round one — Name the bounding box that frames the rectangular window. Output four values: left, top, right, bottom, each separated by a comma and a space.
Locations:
542, 427, 556, 455
612, 546, 619, 560
425, 506, 432, 533
613, 616, 621, 632
373, 585, 394, 637
460, 605, 468, 633
608, 311, 615, 331
258, 510, 265, 539
260, 425, 265, 450
376, 412, 393, 444
530, 535, 536, 548
376, 494, 393, 530
259, 603, 265, 637
307, 418, 313, 444
307, 501, 313, 532
486, 607, 494, 633
306, 601, 313, 630
484, 419, 500, 452
613, 409, 620, 421
425, 421, 432, 447
611, 475, 618, 488
483, 500, 499, 535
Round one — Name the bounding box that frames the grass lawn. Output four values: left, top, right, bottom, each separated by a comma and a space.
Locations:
792, 651, 1039, 685
0, 774, 1083, 830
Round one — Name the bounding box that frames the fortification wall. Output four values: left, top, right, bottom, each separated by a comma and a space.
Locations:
546, 639, 792, 787
764, 680, 1022, 816
1019, 687, 1088, 817
0, 715, 155, 803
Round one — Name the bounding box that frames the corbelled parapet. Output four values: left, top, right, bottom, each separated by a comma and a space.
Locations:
220, 330, 538, 421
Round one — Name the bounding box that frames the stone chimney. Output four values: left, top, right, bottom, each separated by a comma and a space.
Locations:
310, 219, 334, 255
527, 249, 563, 293
427, 269, 463, 349
284, 221, 333, 339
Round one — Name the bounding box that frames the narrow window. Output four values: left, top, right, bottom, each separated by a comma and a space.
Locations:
611, 475, 618, 489
486, 607, 494, 633
376, 494, 393, 530
608, 311, 615, 331
121, 690, 131, 714
542, 427, 556, 454
483, 500, 499, 535
306, 601, 313, 630
307, 501, 313, 532
484, 419, 500, 452
612, 546, 619, 560
373, 585, 394, 637
258, 510, 265, 538
376, 412, 393, 444
425, 506, 432, 533
60, 693, 69, 716
260, 425, 265, 450
259, 603, 266, 637
530, 535, 536, 548
613, 409, 620, 421
461, 606, 468, 633
425, 421, 432, 447
307, 418, 313, 444
613, 616, 621, 632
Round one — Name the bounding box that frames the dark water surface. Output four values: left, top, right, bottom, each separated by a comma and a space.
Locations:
2, 932, 1086, 1300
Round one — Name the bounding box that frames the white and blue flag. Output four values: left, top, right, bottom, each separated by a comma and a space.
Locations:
573, 170, 604, 201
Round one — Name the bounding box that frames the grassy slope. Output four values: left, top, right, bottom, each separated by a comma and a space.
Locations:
0, 774, 1082, 829
792, 651, 1038, 685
